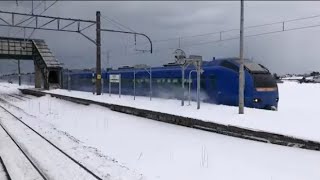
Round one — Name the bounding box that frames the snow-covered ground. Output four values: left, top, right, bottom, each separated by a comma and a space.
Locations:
0, 82, 320, 180
281, 76, 304, 80
42, 81, 320, 143
0, 108, 100, 180
0, 121, 44, 180
0, 84, 144, 180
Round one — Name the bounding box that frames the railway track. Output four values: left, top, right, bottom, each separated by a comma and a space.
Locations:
7, 94, 25, 101
0, 103, 104, 180
0, 157, 11, 180
13, 93, 32, 100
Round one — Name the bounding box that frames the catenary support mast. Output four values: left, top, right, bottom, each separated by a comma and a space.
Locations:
239, 0, 245, 114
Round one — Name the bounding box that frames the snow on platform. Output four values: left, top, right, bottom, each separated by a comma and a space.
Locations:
1, 82, 320, 180
43, 81, 320, 143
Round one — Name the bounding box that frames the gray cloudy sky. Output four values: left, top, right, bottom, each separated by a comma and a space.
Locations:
1, 1, 320, 75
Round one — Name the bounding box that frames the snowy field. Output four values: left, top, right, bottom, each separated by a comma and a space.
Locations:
44, 81, 320, 142
0, 82, 320, 180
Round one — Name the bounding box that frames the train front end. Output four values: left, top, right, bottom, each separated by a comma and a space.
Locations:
245, 62, 279, 110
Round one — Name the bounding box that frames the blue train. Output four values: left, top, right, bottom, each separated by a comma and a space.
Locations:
64, 57, 279, 110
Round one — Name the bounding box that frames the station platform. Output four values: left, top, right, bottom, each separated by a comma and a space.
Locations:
19, 87, 320, 152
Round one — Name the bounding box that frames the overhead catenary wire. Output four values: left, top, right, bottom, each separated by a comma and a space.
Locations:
101, 16, 126, 31
27, 0, 59, 40
55, 20, 320, 69
13, 1, 45, 26
183, 23, 320, 48
8, 1, 43, 36
73, 18, 320, 67
101, 15, 135, 32
109, 20, 320, 60
128, 12, 320, 48
13, 0, 59, 38
10, 1, 45, 36
100, 14, 139, 54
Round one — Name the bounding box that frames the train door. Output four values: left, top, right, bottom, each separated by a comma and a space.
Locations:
204, 73, 219, 103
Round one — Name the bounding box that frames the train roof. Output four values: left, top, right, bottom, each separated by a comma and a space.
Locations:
66, 57, 269, 74
110, 57, 237, 71
108, 57, 250, 72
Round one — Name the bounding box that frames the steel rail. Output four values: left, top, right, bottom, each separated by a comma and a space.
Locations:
0, 109, 47, 180
0, 104, 103, 180
0, 156, 12, 180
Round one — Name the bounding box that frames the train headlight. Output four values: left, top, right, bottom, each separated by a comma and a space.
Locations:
253, 98, 261, 103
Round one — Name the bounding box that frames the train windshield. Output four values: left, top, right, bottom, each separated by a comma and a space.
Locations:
244, 62, 269, 73
252, 73, 277, 88
242, 61, 277, 88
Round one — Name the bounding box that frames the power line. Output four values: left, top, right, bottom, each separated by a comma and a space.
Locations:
10, 1, 45, 35
100, 15, 137, 50
101, 16, 125, 31
26, 1, 59, 39
183, 23, 320, 48
12, 0, 59, 37
109, 20, 320, 60
51, 20, 320, 69
101, 15, 135, 32
55, 20, 320, 66
8, 1, 43, 36
130, 12, 320, 48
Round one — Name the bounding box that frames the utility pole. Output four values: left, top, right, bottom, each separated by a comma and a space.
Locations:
96, 11, 102, 95
31, 0, 34, 15
0, 10, 152, 92
239, 0, 245, 114
196, 61, 201, 109
181, 65, 185, 106
107, 50, 110, 70
18, 59, 21, 86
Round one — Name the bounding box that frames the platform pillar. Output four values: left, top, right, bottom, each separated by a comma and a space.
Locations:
34, 64, 42, 88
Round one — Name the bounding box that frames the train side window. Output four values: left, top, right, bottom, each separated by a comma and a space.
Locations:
209, 75, 216, 88
200, 79, 206, 88
183, 79, 188, 84
200, 75, 206, 88
221, 61, 239, 72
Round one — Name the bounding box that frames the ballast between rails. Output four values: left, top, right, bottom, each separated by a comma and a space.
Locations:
0, 104, 103, 180
20, 88, 320, 152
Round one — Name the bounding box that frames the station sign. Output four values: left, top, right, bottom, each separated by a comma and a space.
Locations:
109, 74, 121, 83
